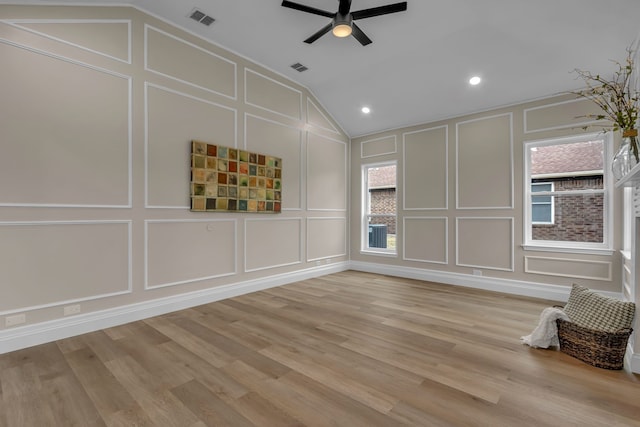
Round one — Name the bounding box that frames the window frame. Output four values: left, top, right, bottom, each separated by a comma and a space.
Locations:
361, 161, 397, 256
523, 132, 613, 255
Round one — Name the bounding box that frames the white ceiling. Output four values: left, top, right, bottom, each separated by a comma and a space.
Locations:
14, 0, 640, 137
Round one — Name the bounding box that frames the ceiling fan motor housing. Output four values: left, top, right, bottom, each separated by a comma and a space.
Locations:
332, 13, 353, 37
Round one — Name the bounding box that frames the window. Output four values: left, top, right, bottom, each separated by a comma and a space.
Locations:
524, 133, 612, 254
531, 182, 554, 224
362, 162, 397, 254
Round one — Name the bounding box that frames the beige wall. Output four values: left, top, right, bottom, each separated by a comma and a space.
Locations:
0, 5, 349, 335
351, 94, 624, 294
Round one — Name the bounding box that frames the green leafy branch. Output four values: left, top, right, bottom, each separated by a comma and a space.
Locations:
570, 47, 639, 161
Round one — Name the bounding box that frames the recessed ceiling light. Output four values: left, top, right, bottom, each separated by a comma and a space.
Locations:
361, 106, 371, 114
469, 76, 482, 85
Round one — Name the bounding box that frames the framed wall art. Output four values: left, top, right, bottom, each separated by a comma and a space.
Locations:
190, 140, 282, 213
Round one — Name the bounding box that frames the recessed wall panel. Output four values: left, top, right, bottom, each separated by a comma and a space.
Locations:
307, 134, 347, 211
457, 114, 512, 209
146, 26, 235, 98
0, 42, 130, 207
245, 218, 302, 272
0, 222, 130, 313
146, 220, 236, 289
457, 218, 513, 271
403, 217, 448, 264
12, 20, 131, 63
524, 98, 604, 133
146, 84, 236, 208
307, 99, 338, 133
524, 256, 611, 281
361, 135, 397, 158
307, 217, 347, 261
245, 69, 302, 120
245, 114, 302, 210
404, 126, 447, 209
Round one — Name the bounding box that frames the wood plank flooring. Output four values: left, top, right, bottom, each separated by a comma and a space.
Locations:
1, 271, 639, 426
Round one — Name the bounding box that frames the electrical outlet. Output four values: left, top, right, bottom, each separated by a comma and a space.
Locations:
5, 313, 26, 327
64, 304, 81, 316
473, 269, 483, 276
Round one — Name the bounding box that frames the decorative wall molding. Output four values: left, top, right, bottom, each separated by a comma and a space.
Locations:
244, 68, 303, 121
360, 135, 397, 158
524, 255, 613, 281
306, 134, 348, 212
403, 125, 448, 210
455, 112, 514, 210
0, 221, 132, 316
306, 217, 348, 262
402, 216, 448, 264
306, 98, 339, 134
0, 37, 132, 209
4, 19, 132, 64
144, 219, 237, 290
244, 112, 304, 211
244, 217, 304, 272
456, 217, 515, 272
144, 82, 238, 209
144, 24, 237, 100
523, 98, 603, 134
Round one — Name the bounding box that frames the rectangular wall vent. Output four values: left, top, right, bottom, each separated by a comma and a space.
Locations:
291, 62, 308, 72
189, 8, 215, 26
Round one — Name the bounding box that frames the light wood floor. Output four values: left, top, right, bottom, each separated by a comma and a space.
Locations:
1, 271, 639, 426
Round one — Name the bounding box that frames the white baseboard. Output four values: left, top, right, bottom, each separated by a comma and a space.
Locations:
627, 343, 640, 374
350, 261, 579, 301
0, 262, 349, 355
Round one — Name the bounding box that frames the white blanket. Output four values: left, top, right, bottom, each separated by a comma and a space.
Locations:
520, 307, 570, 348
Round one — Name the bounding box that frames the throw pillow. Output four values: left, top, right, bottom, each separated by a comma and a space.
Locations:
563, 284, 635, 332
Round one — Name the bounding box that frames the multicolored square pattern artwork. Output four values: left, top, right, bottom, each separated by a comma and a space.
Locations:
190, 141, 282, 213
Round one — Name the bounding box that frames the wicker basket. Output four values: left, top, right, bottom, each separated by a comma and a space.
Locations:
556, 318, 633, 370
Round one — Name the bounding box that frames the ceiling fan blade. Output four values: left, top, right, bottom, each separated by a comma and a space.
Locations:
351, 22, 372, 46
338, 0, 352, 16
281, 1, 335, 18
351, 2, 407, 20
304, 22, 333, 44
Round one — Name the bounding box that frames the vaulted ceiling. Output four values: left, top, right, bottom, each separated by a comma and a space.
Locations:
12, 0, 640, 137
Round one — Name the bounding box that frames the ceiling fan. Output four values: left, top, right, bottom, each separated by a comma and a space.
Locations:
281, 0, 408, 46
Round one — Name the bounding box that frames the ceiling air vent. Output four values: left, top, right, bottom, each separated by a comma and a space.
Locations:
189, 8, 215, 26
291, 62, 308, 72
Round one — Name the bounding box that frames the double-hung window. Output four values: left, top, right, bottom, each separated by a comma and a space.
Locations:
524, 133, 612, 254
362, 162, 397, 255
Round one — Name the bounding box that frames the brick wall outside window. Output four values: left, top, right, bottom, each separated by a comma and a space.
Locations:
369, 188, 396, 234
532, 176, 603, 243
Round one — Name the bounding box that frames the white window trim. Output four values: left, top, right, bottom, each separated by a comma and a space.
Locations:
523, 132, 613, 256
361, 161, 397, 256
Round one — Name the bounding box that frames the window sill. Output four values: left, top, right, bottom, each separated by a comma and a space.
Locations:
522, 244, 614, 256
360, 249, 397, 258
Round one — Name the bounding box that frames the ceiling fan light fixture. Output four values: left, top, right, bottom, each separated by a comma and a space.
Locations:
332, 23, 352, 37
332, 13, 353, 38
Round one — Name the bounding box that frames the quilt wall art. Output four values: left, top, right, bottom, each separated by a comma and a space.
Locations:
190, 141, 282, 213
